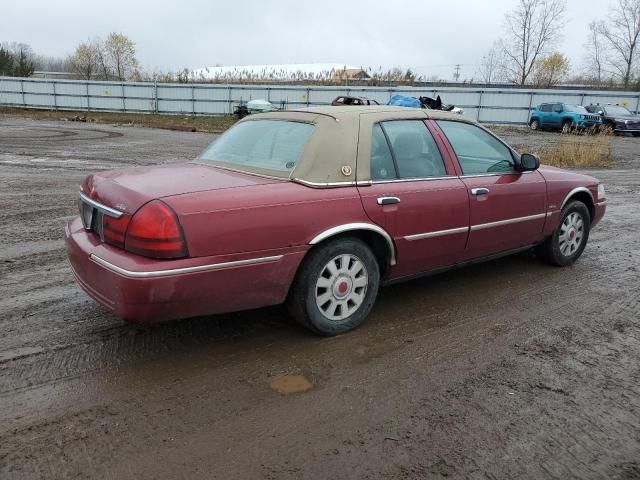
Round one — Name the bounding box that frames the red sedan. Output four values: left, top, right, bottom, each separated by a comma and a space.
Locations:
66, 106, 606, 335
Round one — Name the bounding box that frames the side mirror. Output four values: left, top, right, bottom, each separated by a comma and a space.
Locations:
554, 107, 563, 113
517, 153, 540, 172
598, 110, 604, 115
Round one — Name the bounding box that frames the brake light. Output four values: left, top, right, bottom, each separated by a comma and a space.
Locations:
124, 200, 188, 259
103, 214, 131, 248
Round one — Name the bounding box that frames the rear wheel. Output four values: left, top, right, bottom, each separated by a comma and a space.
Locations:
529, 118, 540, 131
287, 238, 380, 336
536, 200, 591, 266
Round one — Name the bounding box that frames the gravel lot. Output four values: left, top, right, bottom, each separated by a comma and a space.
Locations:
1, 118, 639, 479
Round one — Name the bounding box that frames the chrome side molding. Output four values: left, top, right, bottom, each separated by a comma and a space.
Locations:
90, 254, 284, 278
309, 223, 397, 266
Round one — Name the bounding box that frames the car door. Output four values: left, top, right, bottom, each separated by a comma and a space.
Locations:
538, 104, 552, 126
434, 120, 547, 261
550, 103, 564, 127
356, 116, 469, 278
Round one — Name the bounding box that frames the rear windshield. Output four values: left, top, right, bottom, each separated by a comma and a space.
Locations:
198, 119, 314, 175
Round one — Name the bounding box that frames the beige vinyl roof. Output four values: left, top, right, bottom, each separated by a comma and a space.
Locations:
238, 106, 477, 186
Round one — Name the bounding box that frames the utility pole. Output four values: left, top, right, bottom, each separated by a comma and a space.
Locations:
453, 64, 461, 83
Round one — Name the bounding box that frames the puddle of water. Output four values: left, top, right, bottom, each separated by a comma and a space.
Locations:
270, 374, 313, 394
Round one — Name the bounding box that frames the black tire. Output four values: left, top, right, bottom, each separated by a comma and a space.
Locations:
287, 238, 380, 336
561, 120, 572, 134
536, 200, 591, 266
529, 118, 540, 131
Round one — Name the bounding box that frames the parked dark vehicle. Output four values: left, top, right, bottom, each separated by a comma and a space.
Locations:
331, 95, 379, 106
585, 104, 640, 136
529, 103, 602, 133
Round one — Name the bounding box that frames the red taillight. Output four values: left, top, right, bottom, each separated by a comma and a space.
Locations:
103, 214, 131, 249
124, 200, 188, 259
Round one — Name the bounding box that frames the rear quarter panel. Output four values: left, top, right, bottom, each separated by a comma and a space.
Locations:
165, 182, 371, 258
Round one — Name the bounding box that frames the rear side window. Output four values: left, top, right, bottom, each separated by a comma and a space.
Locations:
437, 121, 515, 175
371, 124, 396, 180
540, 104, 552, 112
199, 120, 314, 175
371, 120, 447, 180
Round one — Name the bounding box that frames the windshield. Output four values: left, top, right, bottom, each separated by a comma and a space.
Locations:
564, 104, 588, 113
605, 105, 632, 116
198, 120, 314, 176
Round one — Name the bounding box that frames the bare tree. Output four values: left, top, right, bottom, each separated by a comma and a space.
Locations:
476, 42, 506, 83
67, 40, 100, 80
598, 0, 640, 88
104, 33, 139, 81
583, 21, 607, 84
501, 0, 567, 85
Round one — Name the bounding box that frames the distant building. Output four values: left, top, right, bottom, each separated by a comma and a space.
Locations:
191, 63, 369, 82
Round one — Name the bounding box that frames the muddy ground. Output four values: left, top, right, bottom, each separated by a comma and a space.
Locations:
0, 118, 639, 479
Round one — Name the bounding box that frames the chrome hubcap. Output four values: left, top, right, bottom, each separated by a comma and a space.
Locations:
315, 254, 368, 321
559, 212, 584, 256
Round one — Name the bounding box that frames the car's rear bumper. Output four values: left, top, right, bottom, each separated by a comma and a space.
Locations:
65, 216, 307, 323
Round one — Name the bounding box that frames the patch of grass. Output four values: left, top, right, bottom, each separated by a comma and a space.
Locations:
0, 107, 237, 133
536, 131, 614, 168
507, 129, 615, 168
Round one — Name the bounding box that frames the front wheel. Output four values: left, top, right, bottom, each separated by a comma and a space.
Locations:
536, 200, 591, 266
287, 238, 380, 336
561, 120, 572, 134
529, 119, 540, 131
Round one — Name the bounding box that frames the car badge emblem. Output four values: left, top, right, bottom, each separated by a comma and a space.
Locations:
341, 165, 352, 176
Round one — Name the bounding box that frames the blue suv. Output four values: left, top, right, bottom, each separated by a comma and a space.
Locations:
529, 103, 602, 133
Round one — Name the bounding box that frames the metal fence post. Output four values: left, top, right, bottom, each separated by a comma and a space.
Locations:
306, 87, 311, 107
121, 83, 126, 112
636, 94, 640, 114
52, 81, 57, 110
228, 85, 232, 114
153, 82, 158, 113
528, 91, 535, 122
476, 90, 483, 121
191, 85, 196, 115
20, 79, 25, 106
86, 81, 90, 111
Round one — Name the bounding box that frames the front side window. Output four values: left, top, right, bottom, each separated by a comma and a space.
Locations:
437, 121, 515, 175
370, 120, 447, 180
198, 120, 314, 175
540, 104, 552, 112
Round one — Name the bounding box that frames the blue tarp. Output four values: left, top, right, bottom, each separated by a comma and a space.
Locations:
387, 95, 422, 108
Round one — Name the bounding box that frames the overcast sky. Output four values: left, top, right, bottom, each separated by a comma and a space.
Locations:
6, 0, 612, 79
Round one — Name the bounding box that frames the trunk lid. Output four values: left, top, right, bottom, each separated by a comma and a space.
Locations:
84, 163, 283, 214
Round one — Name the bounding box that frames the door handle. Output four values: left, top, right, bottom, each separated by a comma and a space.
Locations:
377, 196, 401, 205
471, 188, 490, 196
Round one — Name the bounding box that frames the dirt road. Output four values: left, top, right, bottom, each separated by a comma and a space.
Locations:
1, 118, 639, 479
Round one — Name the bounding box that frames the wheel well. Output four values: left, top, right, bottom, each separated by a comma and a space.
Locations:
310, 230, 393, 277
566, 191, 595, 221
530, 116, 539, 123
